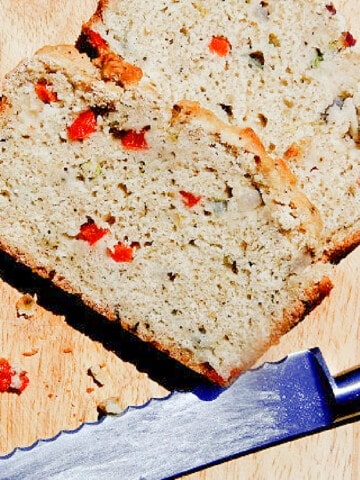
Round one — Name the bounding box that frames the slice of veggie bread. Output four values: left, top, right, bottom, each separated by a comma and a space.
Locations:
0, 46, 345, 385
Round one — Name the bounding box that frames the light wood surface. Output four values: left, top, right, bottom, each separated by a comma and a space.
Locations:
0, 1, 359, 479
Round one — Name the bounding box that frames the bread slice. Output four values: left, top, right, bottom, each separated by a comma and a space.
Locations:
1, 43, 353, 385
77, 0, 360, 154
78, 0, 360, 251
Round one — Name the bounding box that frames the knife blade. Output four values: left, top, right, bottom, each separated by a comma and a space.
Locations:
2, 347, 360, 480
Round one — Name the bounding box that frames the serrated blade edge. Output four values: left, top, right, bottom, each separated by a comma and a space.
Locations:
0, 349, 335, 480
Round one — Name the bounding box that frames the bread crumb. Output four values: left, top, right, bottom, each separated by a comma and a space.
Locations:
62, 347, 73, 354
16, 293, 37, 318
98, 396, 124, 415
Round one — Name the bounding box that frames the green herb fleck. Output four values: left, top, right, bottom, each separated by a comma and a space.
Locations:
312, 48, 324, 68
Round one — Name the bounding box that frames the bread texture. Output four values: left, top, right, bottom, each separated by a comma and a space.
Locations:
0, 0, 359, 385
78, 0, 360, 258
79, 2, 357, 145
0, 44, 344, 385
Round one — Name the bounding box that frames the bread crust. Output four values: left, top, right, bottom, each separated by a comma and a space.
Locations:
35, 45, 98, 76
323, 230, 360, 264
93, 0, 109, 22
76, 16, 143, 87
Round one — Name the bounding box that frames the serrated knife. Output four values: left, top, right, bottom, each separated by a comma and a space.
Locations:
2, 347, 360, 480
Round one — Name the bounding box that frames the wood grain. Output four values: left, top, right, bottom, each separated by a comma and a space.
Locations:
0, 1, 359, 479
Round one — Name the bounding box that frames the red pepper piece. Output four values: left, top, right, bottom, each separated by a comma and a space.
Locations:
341, 31, 357, 48
120, 129, 149, 150
67, 110, 97, 141
107, 242, 134, 262
0, 358, 12, 392
35, 81, 58, 103
179, 190, 202, 208
0, 359, 29, 393
107, 242, 133, 262
76, 219, 109, 246
87, 29, 109, 53
208, 36, 231, 57
325, 4, 336, 14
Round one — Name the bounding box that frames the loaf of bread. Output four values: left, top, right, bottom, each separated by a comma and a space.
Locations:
0, 0, 359, 385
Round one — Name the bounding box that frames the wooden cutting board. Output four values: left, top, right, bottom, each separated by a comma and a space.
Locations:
0, 1, 359, 478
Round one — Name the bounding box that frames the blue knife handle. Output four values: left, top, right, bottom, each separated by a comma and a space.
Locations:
333, 367, 360, 419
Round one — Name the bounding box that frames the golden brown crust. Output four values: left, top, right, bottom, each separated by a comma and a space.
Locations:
93, 52, 143, 87
323, 230, 360, 264
35, 45, 100, 78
